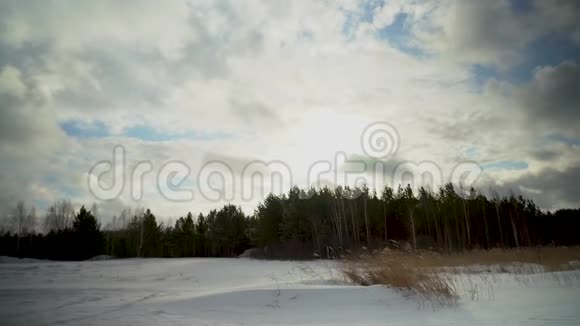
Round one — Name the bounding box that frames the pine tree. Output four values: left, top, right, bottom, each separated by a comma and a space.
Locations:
72, 206, 103, 259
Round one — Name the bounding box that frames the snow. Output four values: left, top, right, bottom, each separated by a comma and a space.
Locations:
86, 255, 115, 261
0, 256, 47, 264
1, 257, 579, 325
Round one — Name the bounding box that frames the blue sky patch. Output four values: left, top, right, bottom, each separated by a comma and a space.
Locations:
341, 0, 383, 39
470, 64, 497, 90
377, 13, 428, 58
60, 120, 110, 138
543, 134, 580, 146
463, 147, 480, 159
340, 1, 430, 57
507, 0, 533, 15
482, 160, 529, 171
124, 125, 231, 142
513, 33, 580, 81
470, 32, 580, 89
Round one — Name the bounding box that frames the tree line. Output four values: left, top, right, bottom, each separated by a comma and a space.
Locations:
1, 183, 579, 260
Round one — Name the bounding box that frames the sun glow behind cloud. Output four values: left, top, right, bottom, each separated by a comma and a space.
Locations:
1, 0, 579, 221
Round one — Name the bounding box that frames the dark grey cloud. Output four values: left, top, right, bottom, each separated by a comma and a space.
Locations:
342, 154, 403, 175
409, 0, 580, 66
0, 75, 62, 155
515, 61, 580, 137
529, 149, 561, 162
479, 165, 580, 210
534, 0, 580, 43
422, 113, 508, 148
445, 1, 533, 63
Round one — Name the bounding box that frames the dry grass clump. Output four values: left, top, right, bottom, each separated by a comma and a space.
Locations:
340, 245, 580, 304
341, 250, 458, 304
426, 246, 580, 272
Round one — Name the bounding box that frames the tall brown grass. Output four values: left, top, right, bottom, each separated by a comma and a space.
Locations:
340, 245, 580, 304
421, 246, 580, 272
341, 250, 459, 304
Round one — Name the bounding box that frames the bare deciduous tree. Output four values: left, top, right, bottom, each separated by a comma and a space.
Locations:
12, 201, 36, 253
44, 199, 75, 232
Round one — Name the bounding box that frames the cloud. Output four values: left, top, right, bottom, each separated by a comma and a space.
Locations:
529, 148, 561, 162
229, 98, 282, 128
0, 0, 579, 219
478, 164, 580, 211
0, 0, 194, 57
431, 0, 536, 65
0, 65, 63, 155
534, 0, 580, 43
0, 65, 25, 97
514, 61, 580, 137
383, 0, 580, 67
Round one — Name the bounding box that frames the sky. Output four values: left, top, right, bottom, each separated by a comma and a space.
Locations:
0, 0, 579, 224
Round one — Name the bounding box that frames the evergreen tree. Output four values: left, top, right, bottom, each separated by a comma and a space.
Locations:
72, 206, 104, 259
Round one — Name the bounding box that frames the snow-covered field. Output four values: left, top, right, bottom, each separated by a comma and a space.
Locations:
1, 257, 579, 325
